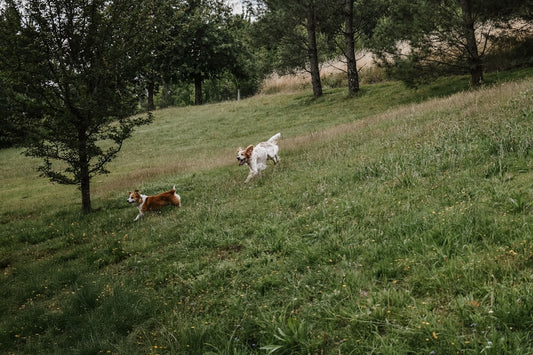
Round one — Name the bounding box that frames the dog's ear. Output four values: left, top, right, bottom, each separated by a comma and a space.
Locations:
134, 189, 140, 194
245, 145, 254, 157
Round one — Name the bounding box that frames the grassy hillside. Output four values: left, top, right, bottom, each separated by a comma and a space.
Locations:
1, 69, 532, 354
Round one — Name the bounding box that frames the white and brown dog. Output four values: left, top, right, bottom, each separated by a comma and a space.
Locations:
237, 133, 281, 183
127, 186, 181, 221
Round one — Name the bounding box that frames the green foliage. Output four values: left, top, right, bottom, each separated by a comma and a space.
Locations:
156, 66, 262, 107
166, 0, 251, 105
0, 0, 153, 211
0, 74, 24, 148
1, 70, 533, 354
138, 1, 262, 108
370, 0, 533, 86
484, 37, 533, 72
261, 318, 312, 354
252, 0, 339, 74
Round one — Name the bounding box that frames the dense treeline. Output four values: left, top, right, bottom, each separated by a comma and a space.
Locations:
0, 0, 531, 211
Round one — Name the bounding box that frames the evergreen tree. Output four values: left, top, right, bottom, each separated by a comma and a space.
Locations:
251, 0, 336, 98
333, 0, 387, 96
371, 0, 532, 87
0, 0, 153, 213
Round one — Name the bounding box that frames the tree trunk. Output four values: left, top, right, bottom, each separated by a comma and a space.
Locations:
194, 75, 203, 105
306, 5, 322, 98
460, 0, 483, 86
78, 130, 92, 213
80, 167, 91, 214
160, 79, 172, 108
344, 0, 359, 96
146, 79, 155, 111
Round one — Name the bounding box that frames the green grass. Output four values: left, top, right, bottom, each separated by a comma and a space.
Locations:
1, 67, 533, 354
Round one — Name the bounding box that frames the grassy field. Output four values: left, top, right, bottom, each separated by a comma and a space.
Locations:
1, 68, 532, 354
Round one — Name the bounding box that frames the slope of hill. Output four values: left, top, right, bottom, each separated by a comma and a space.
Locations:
1, 69, 532, 354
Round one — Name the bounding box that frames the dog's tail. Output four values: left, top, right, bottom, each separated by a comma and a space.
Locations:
172, 185, 182, 207
268, 132, 281, 144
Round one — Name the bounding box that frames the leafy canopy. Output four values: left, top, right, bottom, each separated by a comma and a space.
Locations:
0, 0, 153, 211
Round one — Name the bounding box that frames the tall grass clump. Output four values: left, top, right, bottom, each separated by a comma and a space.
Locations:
1, 68, 532, 354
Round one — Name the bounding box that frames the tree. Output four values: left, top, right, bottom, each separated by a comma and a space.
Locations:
170, 0, 241, 105
304, 1, 323, 97
0, 3, 34, 148
371, 0, 533, 87
137, 0, 260, 107
0, 5, 22, 148
138, 0, 175, 111
251, 0, 335, 98
136, 0, 186, 110
455, 0, 483, 85
0, 0, 153, 213
335, 0, 386, 96
344, 0, 359, 96
212, 13, 262, 101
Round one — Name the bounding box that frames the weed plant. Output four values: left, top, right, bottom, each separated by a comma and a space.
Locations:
1, 68, 532, 354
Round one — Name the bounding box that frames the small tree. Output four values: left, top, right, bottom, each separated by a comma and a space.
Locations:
0, 0, 153, 213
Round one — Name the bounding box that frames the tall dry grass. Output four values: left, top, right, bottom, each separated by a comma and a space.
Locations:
263, 19, 533, 95
260, 51, 383, 94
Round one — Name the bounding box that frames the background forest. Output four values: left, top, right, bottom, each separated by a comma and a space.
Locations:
2, 0, 531, 122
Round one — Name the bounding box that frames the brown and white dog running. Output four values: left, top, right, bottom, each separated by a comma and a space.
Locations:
237, 133, 281, 183
127, 186, 181, 221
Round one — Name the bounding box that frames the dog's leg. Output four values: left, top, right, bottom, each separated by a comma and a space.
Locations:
134, 202, 146, 221
172, 194, 181, 207
245, 169, 257, 183
245, 173, 253, 183
268, 153, 280, 164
